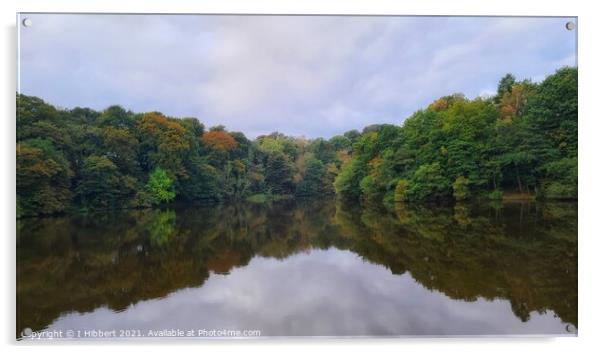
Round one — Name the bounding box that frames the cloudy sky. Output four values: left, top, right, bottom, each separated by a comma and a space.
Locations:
18, 14, 576, 138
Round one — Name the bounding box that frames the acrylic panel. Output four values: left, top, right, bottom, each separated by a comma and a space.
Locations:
16, 13, 578, 340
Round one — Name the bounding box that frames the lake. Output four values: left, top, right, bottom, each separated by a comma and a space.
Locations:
16, 199, 577, 338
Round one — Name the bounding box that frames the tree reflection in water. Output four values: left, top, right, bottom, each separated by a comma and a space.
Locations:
17, 199, 577, 337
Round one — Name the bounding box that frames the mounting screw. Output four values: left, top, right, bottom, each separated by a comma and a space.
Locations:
565, 21, 575, 31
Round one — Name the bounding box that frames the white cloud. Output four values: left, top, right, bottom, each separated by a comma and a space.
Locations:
43, 248, 570, 336
18, 15, 577, 138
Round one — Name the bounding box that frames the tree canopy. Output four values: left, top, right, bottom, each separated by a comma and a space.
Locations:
334, 67, 577, 205
16, 67, 577, 216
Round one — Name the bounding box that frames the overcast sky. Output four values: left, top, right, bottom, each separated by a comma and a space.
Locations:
18, 14, 576, 138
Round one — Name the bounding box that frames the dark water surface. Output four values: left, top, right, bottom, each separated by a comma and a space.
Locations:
17, 199, 577, 338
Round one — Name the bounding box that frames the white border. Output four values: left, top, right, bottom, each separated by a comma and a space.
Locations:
3, 1, 601, 353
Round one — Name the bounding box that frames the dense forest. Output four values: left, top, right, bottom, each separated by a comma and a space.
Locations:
16, 67, 577, 217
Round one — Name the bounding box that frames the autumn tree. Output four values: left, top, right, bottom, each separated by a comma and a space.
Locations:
202, 130, 237, 152
15, 68, 577, 215
136, 112, 191, 176
17, 139, 73, 216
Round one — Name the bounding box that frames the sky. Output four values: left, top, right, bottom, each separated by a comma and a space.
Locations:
18, 14, 577, 139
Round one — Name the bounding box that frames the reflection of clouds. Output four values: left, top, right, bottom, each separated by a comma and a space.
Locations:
48, 248, 568, 336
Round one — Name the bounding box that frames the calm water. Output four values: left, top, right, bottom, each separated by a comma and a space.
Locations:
17, 199, 577, 338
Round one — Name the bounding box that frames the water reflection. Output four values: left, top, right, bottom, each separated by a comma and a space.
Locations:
16, 199, 577, 337
147, 210, 176, 247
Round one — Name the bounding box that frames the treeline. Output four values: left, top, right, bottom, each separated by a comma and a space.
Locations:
16, 67, 577, 217
335, 67, 577, 205
16, 96, 351, 217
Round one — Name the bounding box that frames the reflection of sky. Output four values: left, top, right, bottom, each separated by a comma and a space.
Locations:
44, 248, 571, 337
18, 15, 577, 138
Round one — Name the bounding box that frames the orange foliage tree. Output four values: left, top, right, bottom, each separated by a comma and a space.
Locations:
202, 130, 237, 152
499, 84, 528, 122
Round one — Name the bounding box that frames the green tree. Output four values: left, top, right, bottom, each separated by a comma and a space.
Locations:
334, 158, 366, 199
97, 105, 135, 129
539, 157, 577, 199
265, 152, 295, 195
75, 155, 136, 209
307, 138, 336, 164
102, 126, 140, 176
329, 135, 352, 151
405, 163, 451, 201
524, 67, 578, 159
146, 167, 176, 205
495, 73, 516, 103
296, 157, 327, 196
15, 68, 578, 216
